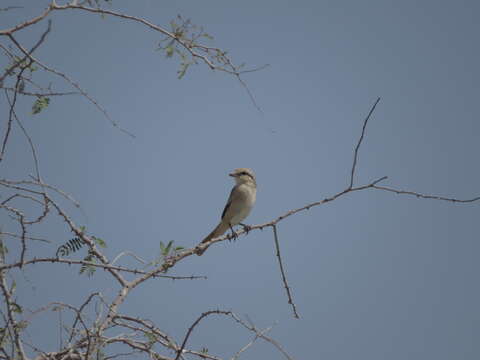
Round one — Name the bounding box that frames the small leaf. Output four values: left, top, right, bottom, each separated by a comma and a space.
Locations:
145, 332, 156, 346
165, 45, 174, 58
0, 243, 8, 257
11, 303, 22, 314
15, 321, 28, 331
92, 236, 107, 248
80, 251, 97, 277
32, 96, 50, 115
161, 243, 170, 256
177, 62, 190, 79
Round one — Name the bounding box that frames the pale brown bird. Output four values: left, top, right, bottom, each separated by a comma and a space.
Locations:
196, 168, 256, 256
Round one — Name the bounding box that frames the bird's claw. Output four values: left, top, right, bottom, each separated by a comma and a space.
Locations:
240, 223, 252, 234
229, 225, 238, 242
231, 231, 239, 242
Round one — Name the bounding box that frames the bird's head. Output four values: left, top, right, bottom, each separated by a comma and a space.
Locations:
229, 168, 256, 186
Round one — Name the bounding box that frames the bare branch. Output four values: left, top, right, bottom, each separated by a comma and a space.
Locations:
2, 87, 79, 97
231, 325, 273, 360
175, 310, 229, 360
68, 292, 101, 344
271, 224, 299, 318
349, 97, 381, 188
0, 257, 207, 280
229, 313, 294, 360
0, 231, 51, 243
372, 184, 480, 203
0, 5, 51, 35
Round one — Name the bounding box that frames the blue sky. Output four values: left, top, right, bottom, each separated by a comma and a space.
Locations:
1, 1, 479, 359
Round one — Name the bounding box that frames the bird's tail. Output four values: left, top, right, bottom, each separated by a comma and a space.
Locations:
196, 221, 229, 256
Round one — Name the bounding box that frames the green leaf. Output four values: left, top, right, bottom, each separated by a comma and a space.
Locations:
0, 242, 8, 257
160, 240, 173, 256
32, 96, 50, 115
15, 321, 28, 331
92, 236, 107, 248
145, 332, 156, 346
11, 303, 22, 314
79, 251, 97, 277
165, 45, 174, 58
177, 62, 190, 79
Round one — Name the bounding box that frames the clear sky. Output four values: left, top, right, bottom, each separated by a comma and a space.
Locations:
1, 1, 479, 359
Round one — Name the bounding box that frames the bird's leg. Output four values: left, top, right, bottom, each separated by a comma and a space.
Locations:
229, 223, 238, 242
239, 223, 252, 234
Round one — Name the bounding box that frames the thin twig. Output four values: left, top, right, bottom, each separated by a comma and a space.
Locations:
372, 185, 480, 203
231, 325, 273, 360
0, 5, 51, 35
0, 231, 51, 243
0, 257, 207, 280
68, 292, 100, 344
349, 97, 381, 188
272, 224, 299, 318
3, 87, 79, 97
175, 310, 231, 360
111, 251, 146, 266
229, 313, 294, 360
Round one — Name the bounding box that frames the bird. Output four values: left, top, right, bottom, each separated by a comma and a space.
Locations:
196, 168, 257, 256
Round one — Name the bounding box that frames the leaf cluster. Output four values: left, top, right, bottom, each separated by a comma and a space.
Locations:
157, 15, 214, 79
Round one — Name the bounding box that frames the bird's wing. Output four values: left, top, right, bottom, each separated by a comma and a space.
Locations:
221, 186, 237, 220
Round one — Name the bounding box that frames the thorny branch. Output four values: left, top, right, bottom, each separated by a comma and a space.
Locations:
272, 224, 299, 318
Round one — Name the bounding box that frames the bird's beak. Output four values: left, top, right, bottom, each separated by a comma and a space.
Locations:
229, 172, 235, 177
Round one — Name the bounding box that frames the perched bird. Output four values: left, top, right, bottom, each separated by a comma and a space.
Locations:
196, 168, 257, 256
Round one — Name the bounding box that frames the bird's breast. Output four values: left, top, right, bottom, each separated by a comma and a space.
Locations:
228, 184, 256, 225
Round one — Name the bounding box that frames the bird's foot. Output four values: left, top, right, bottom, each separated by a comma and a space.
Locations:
229, 225, 238, 242
239, 223, 252, 234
